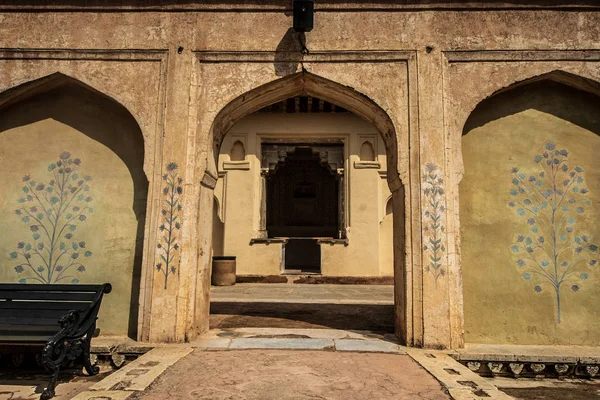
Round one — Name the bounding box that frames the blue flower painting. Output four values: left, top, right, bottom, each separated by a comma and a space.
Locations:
508, 142, 598, 323
156, 162, 183, 289
423, 162, 446, 288
9, 152, 94, 284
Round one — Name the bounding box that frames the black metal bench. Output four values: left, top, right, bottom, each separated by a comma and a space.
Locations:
0, 283, 112, 400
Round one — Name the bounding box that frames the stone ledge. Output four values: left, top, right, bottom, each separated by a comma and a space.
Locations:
449, 344, 600, 379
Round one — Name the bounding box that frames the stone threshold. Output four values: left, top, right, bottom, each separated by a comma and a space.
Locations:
193, 337, 405, 353
210, 297, 394, 305
449, 344, 600, 379
235, 274, 394, 284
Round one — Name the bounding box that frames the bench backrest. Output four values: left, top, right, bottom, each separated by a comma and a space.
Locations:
0, 283, 111, 342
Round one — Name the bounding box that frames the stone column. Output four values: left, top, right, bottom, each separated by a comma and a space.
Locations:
336, 168, 345, 239
258, 168, 269, 238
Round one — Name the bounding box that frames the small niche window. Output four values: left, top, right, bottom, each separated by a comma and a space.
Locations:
359, 141, 375, 162
230, 140, 246, 161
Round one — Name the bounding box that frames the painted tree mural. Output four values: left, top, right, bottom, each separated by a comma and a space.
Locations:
423, 162, 446, 288
156, 162, 183, 289
508, 142, 598, 323
9, 152, 94, 284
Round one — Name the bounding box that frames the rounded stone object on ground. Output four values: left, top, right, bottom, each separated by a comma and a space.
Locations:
467, 361, 481, 372
212, 256, 237, 286
585, 365, 599, 378
509, 363, 524, 376
530, 363, 546, 374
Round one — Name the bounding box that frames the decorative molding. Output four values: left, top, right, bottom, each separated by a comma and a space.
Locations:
196, 51, 414, 64
354, 160, 381, 169
458, 359, 600, 379
223, 161, 250, 171
0, 2, 597, 12
261, 144, 344, 174
201, 170, 218, 189
249, 238, 288, 245
316, 238, 349, 246
0, 48, 168, 62
445, 50, 600, 64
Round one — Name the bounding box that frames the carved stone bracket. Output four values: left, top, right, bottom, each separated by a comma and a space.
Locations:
460, 360, 600, 379
487, 362, 504, 374
261, 144, 344, 174
509, 363, 524, 376
585, 365, 599, 378
466, 361, 481, 372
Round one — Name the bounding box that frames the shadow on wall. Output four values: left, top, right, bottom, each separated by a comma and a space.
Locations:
460, 77, 600, 345
0, 81, 148, 339
274, 28, 305, 77
464, 80, 600, 134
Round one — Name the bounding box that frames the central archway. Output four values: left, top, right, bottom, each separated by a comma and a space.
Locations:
201, 72, 409, 343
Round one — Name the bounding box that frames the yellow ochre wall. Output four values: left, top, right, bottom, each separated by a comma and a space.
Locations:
460, 82, 600, 345
0, 84, 147, 337
215, 112, 394, 277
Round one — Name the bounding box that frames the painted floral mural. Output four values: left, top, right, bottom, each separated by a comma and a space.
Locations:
423, 162, 446, 288
9, 152, 94, 284
508, 142, 598, 323
156, 162, 183, 289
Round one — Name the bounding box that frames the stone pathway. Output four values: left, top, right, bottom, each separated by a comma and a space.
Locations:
210, 283, 394, 304
210, 283, 395, 333
129, 350, 450, 400
7, 331, 600, 400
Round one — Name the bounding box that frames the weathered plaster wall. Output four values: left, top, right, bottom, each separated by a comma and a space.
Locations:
0, 84, 147, 337
0, 3, 597, 347
218, 112, 393, 277
461, 82, 600, 345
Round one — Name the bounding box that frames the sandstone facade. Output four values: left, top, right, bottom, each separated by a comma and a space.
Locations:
0, 1, 598, 349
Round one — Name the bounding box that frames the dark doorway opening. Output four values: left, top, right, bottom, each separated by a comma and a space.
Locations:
266, 146, 339, 238
284, 239, 320, 274
265, 144, 342, 273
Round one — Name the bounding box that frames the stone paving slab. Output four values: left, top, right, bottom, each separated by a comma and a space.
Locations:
452, 344, 600, 363
229, 337, 335, 350
210, 283, 394, 304
408, 349, 515, 400
70, 390, 133, 400
192, 337, 232, 349
201, 327, 386, 340
334, 338, 405, 353
90, 346, 193, 392
192, 331, 406, 353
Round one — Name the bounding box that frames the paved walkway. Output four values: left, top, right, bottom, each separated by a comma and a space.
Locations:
129, 349, 450, 400
210, 283, 394, 304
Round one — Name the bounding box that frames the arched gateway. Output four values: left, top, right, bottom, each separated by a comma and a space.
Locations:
200, 72, 409, 342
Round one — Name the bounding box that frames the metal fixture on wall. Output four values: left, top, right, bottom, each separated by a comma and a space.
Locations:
293, 0, 314, 32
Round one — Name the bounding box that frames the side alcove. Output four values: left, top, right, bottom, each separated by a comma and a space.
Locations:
0, 74, 148, 338
460, 75, 600, 345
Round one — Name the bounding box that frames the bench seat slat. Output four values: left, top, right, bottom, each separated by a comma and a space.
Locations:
0, 284, 104, 292
0, 324, 61, 332
0, 335, 52, 343
0, 291, 96, 301
0, 301, 90, 310
1, 316, 65, 326
0, 308, 81, 318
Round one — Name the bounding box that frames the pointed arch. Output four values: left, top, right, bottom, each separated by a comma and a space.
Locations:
463, 70, 600, 135
208, 71, 401, 188
0, 73, 148, 339
459, 69, 600, 346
